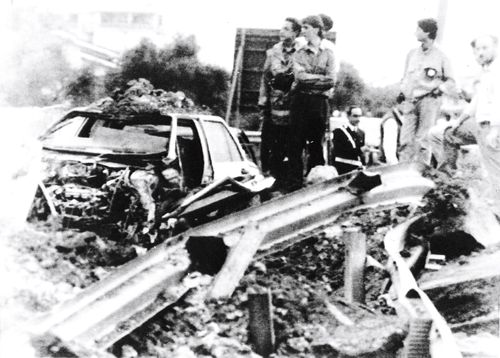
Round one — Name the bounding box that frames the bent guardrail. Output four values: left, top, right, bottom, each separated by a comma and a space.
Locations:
30, 163, 436, 356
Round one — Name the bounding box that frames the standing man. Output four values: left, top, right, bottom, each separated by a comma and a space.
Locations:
258, 17, 302, 186
439, 35, 500, 214
332, 106, 366, 174
379, 94, 405, 165
400, 18, 455, 163
318, 13, 340, 75
286, 15, 336, 191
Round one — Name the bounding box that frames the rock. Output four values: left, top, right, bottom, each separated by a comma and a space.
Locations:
173, 346, 197, 358
464, 188, 500, 247
251, 261, 267, 274
287, 336, 310, 353
120, 345, 138, 358
306, 165, 338, 186
91, 267, 109, 280
311, 316, 406, 358
39, 258, 57, 269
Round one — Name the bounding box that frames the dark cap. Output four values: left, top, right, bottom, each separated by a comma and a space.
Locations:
319, 14, 333, 32
302, 15, 324, 30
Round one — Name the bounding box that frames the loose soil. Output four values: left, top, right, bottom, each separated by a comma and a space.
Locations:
114, 204, 413, 358
1, 165, 497, 358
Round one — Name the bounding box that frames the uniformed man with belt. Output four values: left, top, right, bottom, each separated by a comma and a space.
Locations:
332, 106, 366, 174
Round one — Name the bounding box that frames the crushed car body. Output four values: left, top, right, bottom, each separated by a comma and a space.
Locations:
30, 109, 273, 244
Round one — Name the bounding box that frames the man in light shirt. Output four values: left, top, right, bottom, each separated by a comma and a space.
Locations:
379, 94, 405, 165
399, 18, 455, 163
440, 34, 500, 214
295, 14, 338, 75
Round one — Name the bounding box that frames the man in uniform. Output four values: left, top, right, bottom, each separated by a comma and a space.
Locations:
400, 18, 455, 163
332, 106, 366, 174
258, 17, 302, 187
286, 15, 336, 191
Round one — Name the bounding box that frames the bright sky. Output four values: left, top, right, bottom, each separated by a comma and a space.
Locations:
159, 0, 443, 85
3, 0, 500, 86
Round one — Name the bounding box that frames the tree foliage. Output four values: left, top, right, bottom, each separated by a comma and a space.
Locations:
362, 84, 400, 117
65, 68, 105, 106
331, 62, 366, 111
331, 61, 399, 117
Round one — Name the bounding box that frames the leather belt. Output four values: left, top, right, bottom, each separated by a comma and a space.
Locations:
335, 157, 362, 166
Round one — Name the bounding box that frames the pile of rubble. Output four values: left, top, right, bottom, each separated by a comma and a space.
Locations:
116, 204, 412, 358
89, 78, 211, 115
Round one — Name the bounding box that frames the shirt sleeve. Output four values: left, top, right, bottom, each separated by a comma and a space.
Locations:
400, 50, 413, 97
325, 48, 337, 84
440, 53, 457, 95
293, 49, 336, 88
441, 53, 454, 81
383, 119, 399, 165
258, 50, 272, 107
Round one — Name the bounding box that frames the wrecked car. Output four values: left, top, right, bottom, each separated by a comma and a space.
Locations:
30, 109, 273, 244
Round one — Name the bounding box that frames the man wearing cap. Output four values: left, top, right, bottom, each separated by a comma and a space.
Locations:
286, 15, 336, 191
399, 18, 455, 163
332, 106, 366, 174
439, 35, 500, 215
258, 17, 302, 185
296, 14, 338, 74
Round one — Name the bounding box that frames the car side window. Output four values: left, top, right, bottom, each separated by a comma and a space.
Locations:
202, 121, 242, 162
177, 122, 204, 188
44, 116, 86, 140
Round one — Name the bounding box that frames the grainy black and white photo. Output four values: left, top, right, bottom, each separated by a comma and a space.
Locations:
1, 1, 499, 357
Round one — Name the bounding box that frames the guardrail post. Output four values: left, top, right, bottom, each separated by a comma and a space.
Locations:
343, 227, 366, 304
248, 288, 275, 357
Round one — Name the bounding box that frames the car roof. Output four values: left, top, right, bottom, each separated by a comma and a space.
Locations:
61, 109, 225, 124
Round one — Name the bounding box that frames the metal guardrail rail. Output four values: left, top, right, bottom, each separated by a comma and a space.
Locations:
384, 218, 463, 358
30, 162, 437, 355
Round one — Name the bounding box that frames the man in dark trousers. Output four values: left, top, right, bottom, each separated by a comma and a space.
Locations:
332, 106, 366, 174
258, 17, 302, 186
285, 15, 336, 191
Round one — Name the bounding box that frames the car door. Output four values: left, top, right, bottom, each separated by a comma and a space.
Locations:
199, 118, 259, 181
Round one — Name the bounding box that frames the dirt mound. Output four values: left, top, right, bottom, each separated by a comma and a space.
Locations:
410, 168, 485, 259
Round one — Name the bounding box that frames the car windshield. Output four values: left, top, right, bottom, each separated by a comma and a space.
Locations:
43, 115, 171, 155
